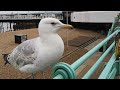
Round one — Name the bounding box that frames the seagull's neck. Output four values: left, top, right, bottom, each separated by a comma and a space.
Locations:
40, 32, 57, 39
39, 33, 63, 45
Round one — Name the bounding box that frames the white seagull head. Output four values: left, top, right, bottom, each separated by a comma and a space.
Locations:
38, 17, 73, 34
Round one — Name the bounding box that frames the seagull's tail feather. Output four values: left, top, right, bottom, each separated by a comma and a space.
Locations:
2, 54, 10, 66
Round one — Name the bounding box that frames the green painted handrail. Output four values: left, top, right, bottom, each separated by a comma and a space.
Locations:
71, 27, 120, 70
82, 42, 115, 79
103, 16, 118, 52
53, 27, 120, 79
98, 53, 116, 79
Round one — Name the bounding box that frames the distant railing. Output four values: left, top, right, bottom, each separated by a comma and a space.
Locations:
0, 14, 63, 21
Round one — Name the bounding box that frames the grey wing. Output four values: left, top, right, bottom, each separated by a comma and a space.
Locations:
9, 39, 37, 68
17, 39, 35, 56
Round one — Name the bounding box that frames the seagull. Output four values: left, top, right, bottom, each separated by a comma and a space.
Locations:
2, 17, 73, 79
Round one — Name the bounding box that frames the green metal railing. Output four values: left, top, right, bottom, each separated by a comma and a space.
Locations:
82, 42, 115, 79
98, 53, 116, 79
103, 16, 119, 52
52, 27, 120, 79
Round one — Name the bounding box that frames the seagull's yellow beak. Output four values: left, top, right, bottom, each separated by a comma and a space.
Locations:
61, 24, 74, 29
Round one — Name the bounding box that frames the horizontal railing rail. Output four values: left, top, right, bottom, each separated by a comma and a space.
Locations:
52, 27, 120, 79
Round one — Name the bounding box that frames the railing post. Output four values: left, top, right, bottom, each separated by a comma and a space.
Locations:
52, 62, 76, 79
103, 16, 119, 52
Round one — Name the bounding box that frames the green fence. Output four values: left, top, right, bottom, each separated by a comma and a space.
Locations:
52, 15, 120, 79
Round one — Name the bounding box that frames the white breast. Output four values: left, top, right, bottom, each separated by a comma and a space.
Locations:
34, 34, 64, 71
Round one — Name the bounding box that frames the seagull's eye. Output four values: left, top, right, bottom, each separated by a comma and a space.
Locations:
51, 22, 56, 25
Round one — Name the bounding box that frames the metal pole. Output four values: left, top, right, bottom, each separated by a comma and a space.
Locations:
7, 23, 9, 32
10, 22, 11, 31
66, 11, 69, 48
82, 42, 115, 79
45, 11, 47, 18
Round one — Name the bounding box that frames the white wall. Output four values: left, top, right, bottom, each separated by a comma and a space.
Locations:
71, 11, 120, 23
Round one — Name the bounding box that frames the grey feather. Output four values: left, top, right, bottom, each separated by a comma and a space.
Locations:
7, 39, 37, 68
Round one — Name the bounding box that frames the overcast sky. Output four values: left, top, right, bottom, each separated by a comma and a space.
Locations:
0, 11, 62, 14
